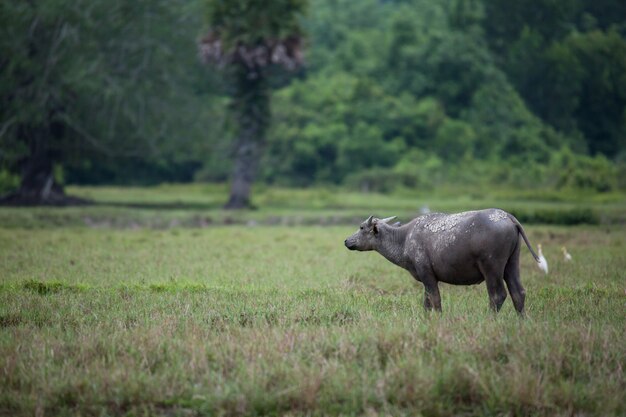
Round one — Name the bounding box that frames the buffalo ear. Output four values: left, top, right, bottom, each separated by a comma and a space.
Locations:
372, 221, 379, 235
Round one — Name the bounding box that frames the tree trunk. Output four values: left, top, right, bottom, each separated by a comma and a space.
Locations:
225, 139, 261, 209
224, 68, 270, 209
0, 130, 87, 206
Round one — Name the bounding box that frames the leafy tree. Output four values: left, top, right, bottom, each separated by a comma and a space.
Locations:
482, 0, 582, 57
0, 0, 205, 204
434, 118, 476, 162
482, 0, 626, 159
462, 78, 554, 161
200, 0, 307, 209
566, 29, 626, 157
416, 31, 495, 117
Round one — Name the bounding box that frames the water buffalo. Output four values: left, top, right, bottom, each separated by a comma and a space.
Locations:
344, 209, 540, 314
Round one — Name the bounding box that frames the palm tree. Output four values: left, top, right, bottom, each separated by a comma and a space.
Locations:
199, 0, 306, 209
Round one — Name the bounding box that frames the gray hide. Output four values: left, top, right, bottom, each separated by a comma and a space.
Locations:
344, 209, 539, 314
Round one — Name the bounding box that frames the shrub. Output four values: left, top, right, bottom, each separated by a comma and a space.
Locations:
548, 147, 617, 192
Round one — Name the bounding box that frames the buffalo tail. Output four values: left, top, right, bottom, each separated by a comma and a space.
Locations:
507, 213, 540, 263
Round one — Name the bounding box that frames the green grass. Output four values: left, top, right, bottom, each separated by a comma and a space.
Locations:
1, 183, 625, 228
1, 185, 625, 416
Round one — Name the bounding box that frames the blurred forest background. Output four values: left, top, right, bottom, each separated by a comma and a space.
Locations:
1, 0, 625, 205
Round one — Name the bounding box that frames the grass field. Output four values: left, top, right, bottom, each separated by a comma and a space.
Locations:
1, 186, 625, 416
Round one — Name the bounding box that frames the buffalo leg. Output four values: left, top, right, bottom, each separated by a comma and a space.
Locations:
504, 253, 526, 315
410, 268, 441, 312
423, 290, 434, 310
423, 290, 431, 310
478, 261, 507, 312
423, 282, 442, 312
487, 280, 507, 312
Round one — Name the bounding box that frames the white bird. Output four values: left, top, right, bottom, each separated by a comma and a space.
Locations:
562, 246, 572, 262
537, 244, 549, 274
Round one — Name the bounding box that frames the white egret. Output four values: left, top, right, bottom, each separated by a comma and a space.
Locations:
562, 246, 572, 261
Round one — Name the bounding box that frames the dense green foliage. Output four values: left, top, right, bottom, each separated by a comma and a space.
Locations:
259, 0, 625, 191
1, 0, 625, 193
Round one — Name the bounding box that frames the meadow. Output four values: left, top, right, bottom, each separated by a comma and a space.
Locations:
1, 185, 625, 416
